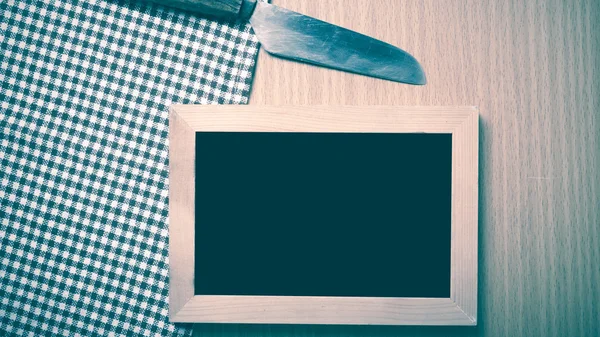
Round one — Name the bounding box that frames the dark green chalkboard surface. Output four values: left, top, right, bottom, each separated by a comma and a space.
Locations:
195, 132, 452, 298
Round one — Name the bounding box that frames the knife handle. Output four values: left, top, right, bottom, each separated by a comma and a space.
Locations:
145, 0, 256, 20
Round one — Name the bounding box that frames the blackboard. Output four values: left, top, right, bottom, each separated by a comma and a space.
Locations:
194, 132, 452, 298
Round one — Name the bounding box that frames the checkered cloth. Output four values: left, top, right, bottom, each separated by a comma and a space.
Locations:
0, 0, 262, 335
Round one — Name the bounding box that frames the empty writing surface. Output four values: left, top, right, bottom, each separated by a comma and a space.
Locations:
195, 132, 452, 298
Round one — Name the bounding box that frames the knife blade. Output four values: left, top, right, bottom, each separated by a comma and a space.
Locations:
145, 0, 426, 85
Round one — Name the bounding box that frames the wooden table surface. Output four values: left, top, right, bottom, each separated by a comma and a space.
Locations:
196, 0, 600, 336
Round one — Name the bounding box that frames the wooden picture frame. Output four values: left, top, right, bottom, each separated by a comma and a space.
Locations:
169, 106, 478, 325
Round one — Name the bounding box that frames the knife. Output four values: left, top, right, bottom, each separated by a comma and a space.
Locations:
145, 0, 426, 85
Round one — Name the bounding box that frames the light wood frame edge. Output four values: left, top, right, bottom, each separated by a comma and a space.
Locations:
169, 105, 478, 325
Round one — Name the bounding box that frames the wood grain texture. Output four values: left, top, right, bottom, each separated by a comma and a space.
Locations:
180, 297, 471, 325
169, 108, 196, 320
450, 110, 478, 324
170, 105, 474, 132
194, 0, 599, 336
172, 106, 478, 325
146, 0, 243, 18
